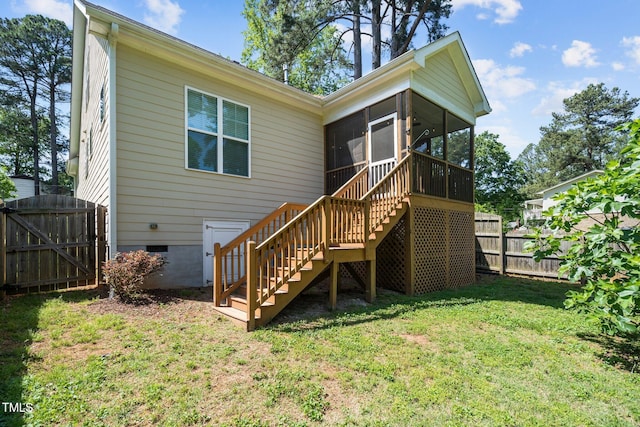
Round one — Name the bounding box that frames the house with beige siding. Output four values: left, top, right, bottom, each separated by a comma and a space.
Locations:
69, 0, 490, 329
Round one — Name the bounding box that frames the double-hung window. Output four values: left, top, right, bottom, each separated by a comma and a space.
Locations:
186, 87, 250, 177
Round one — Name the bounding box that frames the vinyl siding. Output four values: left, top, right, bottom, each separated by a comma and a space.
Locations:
115, 44, 324, 246
412, 49, 476, 124
75, 33, 111, 208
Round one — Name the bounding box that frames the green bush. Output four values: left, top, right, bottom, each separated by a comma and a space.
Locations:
525, 119, 640, 336
103, 250, 166, 301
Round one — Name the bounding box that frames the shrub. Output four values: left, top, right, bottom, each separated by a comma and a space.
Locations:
103, 250, 166, 301
525, 119, 640, 336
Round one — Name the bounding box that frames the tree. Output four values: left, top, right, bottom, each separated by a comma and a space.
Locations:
0, 16, 44, 194
525, 119, 640, 336
241, 0, 452, 92
0, 166, 16, 199
39, 18, 72, 194
0, 15, 72, 194
0, 105, 35, 176
520, 83, 639, 196
242, 0, 352, 95
474, 131, 525, 220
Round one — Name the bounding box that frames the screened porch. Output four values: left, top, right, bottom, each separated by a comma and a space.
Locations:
325, 89, 474, 204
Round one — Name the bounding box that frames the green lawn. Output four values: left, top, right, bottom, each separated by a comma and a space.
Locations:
1, 276, 639, 426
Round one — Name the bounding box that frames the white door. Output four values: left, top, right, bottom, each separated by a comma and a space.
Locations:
203, 220, 250, 286
368, 113, 398, 187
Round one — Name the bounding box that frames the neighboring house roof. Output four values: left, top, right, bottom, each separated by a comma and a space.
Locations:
69, 0, 491, 168
536, 170, 605, 197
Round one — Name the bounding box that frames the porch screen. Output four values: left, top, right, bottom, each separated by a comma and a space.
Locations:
446, 112, 472, 169
186, 88, 250, 177
325, 111, 366, 170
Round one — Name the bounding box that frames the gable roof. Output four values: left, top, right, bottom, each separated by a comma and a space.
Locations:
537, 170, 605, 196
322, 32, 490, 124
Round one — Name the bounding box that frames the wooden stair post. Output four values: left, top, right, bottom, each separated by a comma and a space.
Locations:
213, 242, 222, 306
246, 241, 257, 331
329, 261, 339, 310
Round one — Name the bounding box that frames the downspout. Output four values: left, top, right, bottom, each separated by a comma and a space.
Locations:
108, 22, 119, 259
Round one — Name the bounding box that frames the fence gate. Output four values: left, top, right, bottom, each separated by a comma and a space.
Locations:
1, 195, 107, 295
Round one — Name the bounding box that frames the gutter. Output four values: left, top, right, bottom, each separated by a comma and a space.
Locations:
67, 0, 88, 181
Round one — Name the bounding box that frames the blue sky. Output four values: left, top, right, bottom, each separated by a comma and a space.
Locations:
3, 0, 640, 158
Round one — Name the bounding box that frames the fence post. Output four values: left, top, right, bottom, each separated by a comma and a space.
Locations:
213, 243, 221, 306
498, 215, 505, 275
246, 241, 257, 331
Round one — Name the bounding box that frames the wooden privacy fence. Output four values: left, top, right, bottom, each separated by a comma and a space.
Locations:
1, 195, 107, 295
475, 213, 570, 280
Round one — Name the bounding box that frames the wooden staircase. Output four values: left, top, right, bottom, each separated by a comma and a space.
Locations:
212, 156, 411, 330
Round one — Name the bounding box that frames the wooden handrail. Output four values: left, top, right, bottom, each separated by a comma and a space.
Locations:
251, 195, 367, 309
362, 155, 411, 234
221, 202, 308, 253
213, 202, 307, 305
333, 166, 369, 199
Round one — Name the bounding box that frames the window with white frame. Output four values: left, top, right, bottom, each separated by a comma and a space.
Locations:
186, 87, 250, 177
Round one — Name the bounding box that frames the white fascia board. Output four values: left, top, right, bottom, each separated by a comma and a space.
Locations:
323, 50, 417, 106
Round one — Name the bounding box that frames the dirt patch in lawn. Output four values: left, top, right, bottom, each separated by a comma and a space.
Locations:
86, 287, 217, 321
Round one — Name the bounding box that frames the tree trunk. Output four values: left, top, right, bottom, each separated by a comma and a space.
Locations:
29, 86, 40, 196
390, 0, 398, 58
49, 82, 58, 194
395, 0, 432, 59
372, 0, 381, 69
352, 1, 362, 79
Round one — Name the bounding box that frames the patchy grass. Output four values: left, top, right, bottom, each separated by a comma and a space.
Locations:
1, 277, 639, 426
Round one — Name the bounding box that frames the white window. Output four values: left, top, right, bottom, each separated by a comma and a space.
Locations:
185, 87, 250, 177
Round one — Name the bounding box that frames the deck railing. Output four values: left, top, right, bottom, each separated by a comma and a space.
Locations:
364, 156, 411, 233
410, 151, 474, 202
333, 167, 369, 200
325, 161, 367, 195
448, 164, 474, 203
213, 202, 307, 305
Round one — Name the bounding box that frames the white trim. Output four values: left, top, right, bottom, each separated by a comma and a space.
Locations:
108, 22, 119, 256
368, 113, 398, 186
184, 85, 252, 178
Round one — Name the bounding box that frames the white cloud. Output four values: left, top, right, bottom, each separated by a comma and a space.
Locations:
532, 79, 598, 117
143, 0, 184, 35
11, 0, 73, 26
612, 62, 625, 71
621, 36, 640, 65
474, 59, 536, 108
451, 0, 522, 24
509, 42, 532, 58
562, 40, 600, 68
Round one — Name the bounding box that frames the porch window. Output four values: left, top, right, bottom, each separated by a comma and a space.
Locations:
447, 112, 472, 169
411, 94, 444, 159
186, 87, 250, 177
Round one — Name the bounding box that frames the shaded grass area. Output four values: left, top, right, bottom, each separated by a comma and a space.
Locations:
1, 277, 639, 426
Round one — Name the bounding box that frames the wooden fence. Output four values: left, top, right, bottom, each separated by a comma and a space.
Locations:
1, 195, 107, 295
475, 213, 570, 280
